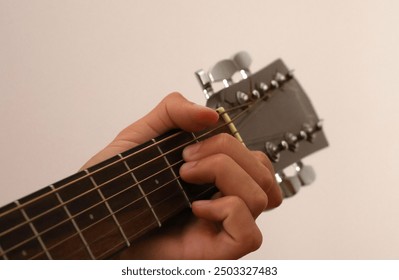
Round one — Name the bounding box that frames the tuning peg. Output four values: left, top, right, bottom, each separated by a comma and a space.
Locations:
284, 132, 299, 152
301, 122, 323, 143
195, 69, 214, 99
258, 82, 269, 92
209, 59, 238, 88
265, 140, 289, 163
315, 120, 324, 131
236, 91, 249, 104
294, 161, 316, 186
232, 51, 252, 79
276, 172, 301, 198
286, 69, 295, 79
274, 72, 287, 83
275, 161, 316, 198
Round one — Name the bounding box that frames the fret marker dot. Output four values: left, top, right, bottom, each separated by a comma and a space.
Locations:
89, 214, 94, 220
22, 250, 27, 257
155, 179, 159, 185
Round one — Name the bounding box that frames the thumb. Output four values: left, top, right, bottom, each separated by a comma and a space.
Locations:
81, 92, 218, 169
115, 92, 219, 144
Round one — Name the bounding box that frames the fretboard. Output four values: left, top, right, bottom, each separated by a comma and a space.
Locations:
0, 113, 235, 260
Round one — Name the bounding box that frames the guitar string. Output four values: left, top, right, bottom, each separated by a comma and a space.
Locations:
98, 187, 218, 260
1, 72, 298, 259
4, 156, 191, 258
31, 173, 207, 260
2, 70, 293, 259
0, 120, 222, 239
48, 181, 214, 260
2, 103, 251, 258
4, 73, 274, 221
0, 97, 263, 258
0, 102, 253, 241
1, 69, 291, 221
0, 96, 257, 222
2, 77, 288, 259
0, 130, 184, 219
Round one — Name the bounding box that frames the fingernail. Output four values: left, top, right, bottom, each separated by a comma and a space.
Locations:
192, 103, 215, 112
183, 142, 202, 159
192, 200, 211, 207
180, 160, 198, 171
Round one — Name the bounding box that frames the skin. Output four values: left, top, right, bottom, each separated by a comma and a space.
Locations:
81, 92, 282, 259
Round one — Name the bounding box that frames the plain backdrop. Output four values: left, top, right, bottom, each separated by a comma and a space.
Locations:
1, 0, 398, 259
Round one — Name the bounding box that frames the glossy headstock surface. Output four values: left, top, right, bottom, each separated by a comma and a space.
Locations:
196, 52, 328, 196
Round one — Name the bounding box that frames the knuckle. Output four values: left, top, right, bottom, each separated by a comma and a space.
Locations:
214, 133, 237, 150
248, 228, 263, 251
253, 191, 268, 214
237, 223, 263, 252
223, 196, 263, 252
259, 170, 274, 192
161, 92, 185, 107
224, 195, 245, 209
275, 188, 284, 206
212, 153, 231, 167
252, 150, 268, 163
252, 150, 274, 170
165, 91, 183, 100
270, 187, 283, 208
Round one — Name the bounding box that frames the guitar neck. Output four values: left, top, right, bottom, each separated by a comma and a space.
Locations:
0, 55, 329, 260
0, 113, 235, 260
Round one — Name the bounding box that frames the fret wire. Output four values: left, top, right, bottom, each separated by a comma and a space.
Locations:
0, 131, 185, 220
0, 134, 192, 239
0, 244, 8, 260
95, 185, 215, 259
95, 220, 159, 259
79, 181, 192, 260
60, 213, 129, 260
153, 138, 191, 207
85, 170, 131, 247
0, 99, 255, 221
0, 128, 213, 239
191, 132, 200, 143
15, 201, 52, 260
2, 158, 186, 259
118, 154, 162, 227
50, 185, 95, 260
28, 174, 188, 260
0, 100, 256, 250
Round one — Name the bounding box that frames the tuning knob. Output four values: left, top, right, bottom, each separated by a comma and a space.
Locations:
294, 161, 316, 186
209, 59, 238, 88
265, 140, 289, 163
276, 172, 301, 198
276, 161, 316, 198
302, 123, 319, 142
195, 69, 214, 99
232, 51, 252, 79
284, 132, 299, 152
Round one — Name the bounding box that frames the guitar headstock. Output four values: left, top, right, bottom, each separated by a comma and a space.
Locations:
195, 51, 328, 198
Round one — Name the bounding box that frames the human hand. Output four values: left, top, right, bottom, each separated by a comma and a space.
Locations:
82, 92, 282, 259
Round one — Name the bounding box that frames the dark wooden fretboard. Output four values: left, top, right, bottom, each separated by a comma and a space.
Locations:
0, 118, 233, 260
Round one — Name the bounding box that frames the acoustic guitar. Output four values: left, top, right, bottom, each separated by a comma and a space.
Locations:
0, 52, 328, 259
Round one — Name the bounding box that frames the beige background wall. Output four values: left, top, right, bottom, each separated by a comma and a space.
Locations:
1, 0, 398, 259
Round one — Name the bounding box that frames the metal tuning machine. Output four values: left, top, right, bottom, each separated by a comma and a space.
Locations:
195, 51, 253, 99
232, 51, 252, 79
277, 161, 316, 198
195, 51, 329, 199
